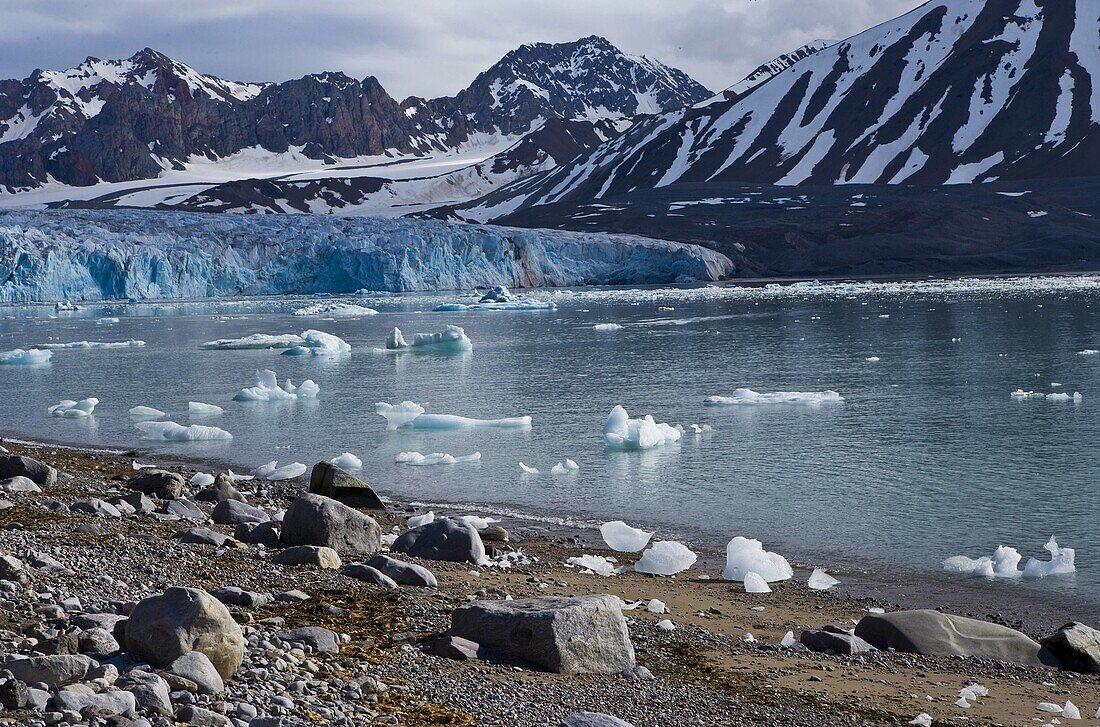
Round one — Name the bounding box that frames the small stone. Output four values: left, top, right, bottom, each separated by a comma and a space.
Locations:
422, 635, 480, 660
272, 546, 341, 569
275, 627, 339, 654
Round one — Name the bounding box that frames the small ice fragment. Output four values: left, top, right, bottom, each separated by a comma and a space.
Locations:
655, 619, 675, 631
285, 379, 319, 398
634, 541, 698, 576
384, 325, 472, 352
132, 461, 155, 470
0, 348, 52, 366
603, 405, 681, 450
376, 401, 530, 430
600, 521, 655, 552
329, 452, 362, 470
1022, 536, 1076, 578
33, 339, 145, 350
190, 473, 215, 487
954, 696, 970, 708
647, 599, 667, 614
519, 462, 539, 474
780, 631, 797, 648
234, 370, 306, 401
250, 461, 278, 479
743, 572, 772, 593
135, 421, 232, 441
458, 515, 499, 529
394, 451, 481, 466
723, 537, 793, 582
944, 545, 1022, 578
49, 397, 99, 418
1076, 349, 1100, 356
1062, 700, 1080, 719
909, 714, 932, 727
868, 607, 885, 614
565, 555, 616, 577
564, 458, 579, 470
593, 323, 624, 332
96, 317, 119, 325
408, 512, 435, 528
293, 302, 378, 317
743, 633, 756, 643
188, 401, 224, 417
1037, 702, 1063, 713
866, 356, 880, 362
705, 389, 843, 406
807, 568, 840, 590
268, 463, 306, 481
550, 459, 579, 475
129, 406, 166, 420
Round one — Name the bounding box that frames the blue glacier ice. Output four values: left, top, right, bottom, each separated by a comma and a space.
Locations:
0, 209, 734, 302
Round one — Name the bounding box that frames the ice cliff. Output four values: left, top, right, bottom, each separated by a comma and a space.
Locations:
0, 210, 733, 302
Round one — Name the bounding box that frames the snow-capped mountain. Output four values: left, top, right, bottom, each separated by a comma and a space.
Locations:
698, 40, 834, 106
448, 0, 1100, 221
0, 38, 711, 196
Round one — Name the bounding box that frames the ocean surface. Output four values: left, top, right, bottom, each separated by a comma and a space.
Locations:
2, 278, 1099, 611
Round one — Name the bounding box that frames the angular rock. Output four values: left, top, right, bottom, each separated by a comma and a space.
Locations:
235, 521, 280, 548
423, 635, 480, 660
276, 626, 339, 653
392, 517, 485, 564
211, 587, 270, 608
117, 668, 172, 717
279, 494, 381, 555
450, 595, 635, 674
800, 627, 874, 655
272, 545, 341, 569
1042, 622, 1100, 674
563, 714, 636, 727
177, 704, 232, 726
479, 525, 509, 542
4, 654, 95, 687
0, 677, 29, 709
166, 651, 224, 695
308, 462, 385, 510
124, 587, 246, 679
174, 528, 235, 547
340, 563, 398, 588
160, 499, 204, 520
71, 613, 127, 631
50, 689, 136, 718
0, 475, 41, 492
0, 553, 27, 582
854, 610, 1058, 667
70, 498, 123, 518
212, 499, 268, 525
79, 627, 121, 655
0, 455, 57, 486
117, 491, 156, 514
194, 475, 245, 503
367, 554, 437, 587
128, 470, 184, 500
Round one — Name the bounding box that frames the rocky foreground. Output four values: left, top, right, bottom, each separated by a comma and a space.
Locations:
0, 442, 1099, 727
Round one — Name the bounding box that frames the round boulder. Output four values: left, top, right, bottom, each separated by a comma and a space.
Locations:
124, 587, 245, 679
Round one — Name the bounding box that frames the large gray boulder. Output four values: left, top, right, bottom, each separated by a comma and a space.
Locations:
4, 654, 95, 687
341, 563, 398, 588
392, 517, 485, 564
308, 462, 385, 510
450, 595, 635, 674
367, 554, 437, 587
0, 475, 41, 493
563, 714, 636, 727
50, 689, 137, 718
0, 455, 56, 486
128, 469, 184, 500
160, 498, 204, 520
854, 610, 1057, 666
117, 668, 172, 716
279, 494, 381, 555
124, 587, 245, 679
212, 499, 268, 525
1042, 622, 1100, 674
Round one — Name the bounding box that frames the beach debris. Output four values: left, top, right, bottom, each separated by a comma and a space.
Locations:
807, 567, 840, 590
634, 541, 697, 576
600, 521, 654, 553
603, 405, 681, 450
723, 536, 793, 582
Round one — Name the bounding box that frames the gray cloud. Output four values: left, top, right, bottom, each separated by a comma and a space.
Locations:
0, 0, 923, 98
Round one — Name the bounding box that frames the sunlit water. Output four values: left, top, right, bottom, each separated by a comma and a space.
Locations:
3, 279, 1100, 608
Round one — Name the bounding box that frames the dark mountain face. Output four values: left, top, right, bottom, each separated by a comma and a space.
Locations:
450, 0, 1100, 221
0, 39, 711, 193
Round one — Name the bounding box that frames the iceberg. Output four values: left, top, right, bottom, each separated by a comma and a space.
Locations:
201, 334, 304, 350
944, 545, 1023, 578
34, 340, 145, 350
743, 572, 772, 593
518, 462, 540, 474
723, 537, 794, 583
565, 555, 617, 577
634, 541, 698, 576
329, 452, 362, 470
190, 472, 215, 487
807, 568, 840, 590
376, 401, 531, 431
49, 397, 99, 418
129, 405, 166, 420
293, 302, 378, 317
96, 317, 119, 325
479, 285, 512, 302
268, 462, 307, 481
433, 299, 557, 312
550, 459, 580, 475
603, 405, 681, 450
234, 370, 319, 402
383, 325, 472, 353
0, 348, 52, 365
593, 323, 624, 332
705, 389, 844, 406
294, 329, 351, 356
407, 512, 435, 528
188, 401, 224, 417
600, 521, 654, 553
1011, 389, 1083, 402
1022, 536, 1076, 578
394, 451, 481, 466
135, 421, 232, 441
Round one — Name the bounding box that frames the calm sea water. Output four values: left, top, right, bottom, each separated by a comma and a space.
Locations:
2, 279, 1099, 607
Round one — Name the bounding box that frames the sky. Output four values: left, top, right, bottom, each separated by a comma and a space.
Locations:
1, 0, 925, 98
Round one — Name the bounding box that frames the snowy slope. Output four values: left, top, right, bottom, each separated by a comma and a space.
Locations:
696, 40, 834, 107
0, 210, 733, 302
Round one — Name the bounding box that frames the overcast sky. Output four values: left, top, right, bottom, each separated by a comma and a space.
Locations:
2, 0, 924, 99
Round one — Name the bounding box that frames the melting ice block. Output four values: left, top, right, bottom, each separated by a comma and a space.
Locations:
293, 302, 378, 317
0, 348, 52, 366
943, 545, 1023, 578
384, 325, 472, 352
234, 370, 318, 401
1022, 536, 1076, 578
723, 537, 793, 582
565, 554, 617, 577
593, 323, 624, 332
743, 572, 772, 593
600, 521, 655, 553
807, 568, 840, 590
603, 405, 681, 450
550, 459, 580, 475
705, 389, 843, 406
188, 401, 224, 417
394, 451, 481, 466
250, 461, 279, 479
129, 406, 166, 420
190, 472, 215, 487
295, 329, 351, 356
201, 334, 304, 350
329, 452, 363, 470
518, 462, 539, 474
376, 401, 531, 431
49, 398, 99, 418
135, 421, 232, 441
634, 541, 697, 576
35, 340, 144, 349
458, 515, 499, 529
407, 512, 435, 528
268, 462, 307, 481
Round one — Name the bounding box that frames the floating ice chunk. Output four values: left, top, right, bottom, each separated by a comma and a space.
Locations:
190, 472, 215, 487
705, 389, 843, 406
743, 572, 772, 593
807, 568, 840, 590
250, 461, 278, 479
1062, 700, 1080, 719
1011, 389, 1082, 402
865, 356, 880, 362
593, 323, 624, 332
376, 401, 530, 431
723, 537, 794, 583
188, 401, 224, 417
565, 555, 617, 577
433, 299, 556, 312
519, 462, 539, 474
96, 317, 119, 325
329, 452, 362, 470
480, 285, 512, 303
635, 541, 697, 575
689, 423, 713, 434
647, 599, 667, 614
129, 406, 166, 420
55, 301, 81, 311
383, 325, 472, 352
376, 401, 425, 430
1022, 536, 1076, 578
600, 521, 655, 552
1076, 349, 1100, 356
458, 515, 499, 530
944, 545, 1022, 578
281, 346, 311, 356
295, 329, 351, 356
909, 714, 932, 727
0, 348, 52, 366
268, 462, 306, 481
135, 421, 232, 441
234, 370, 317, 401
780, 631, 797, 648
550, 459, 580, 475
34, 339, 145, 350
603, 405, 681, 450
408, 512, 435, 528
655, 619, 675, 631
293, 302, 378, 317
49, 397, 99, 418
285, 379, 319, 398
201, 334, 304, 350
394, 451, 481, 466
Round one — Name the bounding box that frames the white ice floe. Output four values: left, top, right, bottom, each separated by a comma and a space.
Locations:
188, 401, 224, 417
807, 568, 840, 590
723, 537, 794, 583
634, 541, 698, 576
647, 599, 667, 614
383, 325, 472, 352
394, 451, 482, 466
96, 317, 119, 325
129, 406, 166, 420
743, 572, 772, 593
1076, 349, 1100, 356
603, 405, 681, 450
458, 515, 499, 530
689, 424, 713, 434
375, 401, 531, 431
190, 472, 215, 487
329, 452, 362, 470
1011, 389, 1082, 402
943, 545, 1023, 578
433, 299, 556, 312
135, 421, 232, 441
518, 462, 540, 474
0, 348, 52, 365
34, 339, 145, 350
407, 512, 435, 528
49, 398, 99, 418
600, 521, 655, 553
550, 459, 580, 475
1022, 536, 1076, 578
250, 461, 278, 479
283, 329, 350, 356
201, 333, 304, 350
655, 619, 675, 631
565, 554, 617, 577
234, 370, 319, 402
293, 302, 378, 317
865, 356, 881, 362
593, 323, 624, 332
705, 389, 843, 406
268, 462, 307, 481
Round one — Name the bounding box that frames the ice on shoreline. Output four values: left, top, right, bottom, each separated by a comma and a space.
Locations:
268, 462, 307, 481
129, 406, 166, 420
234, 370, 319, 402
190, 472, 215, 487
188, 401, 224, 417
49, 397, 99, 418
944, 537, 1075, 579
705, 389, 844, 406
566, 554, 617, 577
807, 568, 840, 590
408, 512, 435, 528
600, 521, 654, 553
329, 452, 362, 470
34, 340, 145, 350
383, 325, 472, 353
135, 420, 232, 441
634, 540, 697, 575
603, 405, 682, 450
0, 348, 52, 365
743, 572, 772, 593
293, 302, 378, 317
376, 401, 531, 431
202, 333, 304, 350
395, 451, 482, 466
723, 537, 794, 583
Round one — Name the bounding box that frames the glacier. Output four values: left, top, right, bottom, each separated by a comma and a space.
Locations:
0, 209, 733, 302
